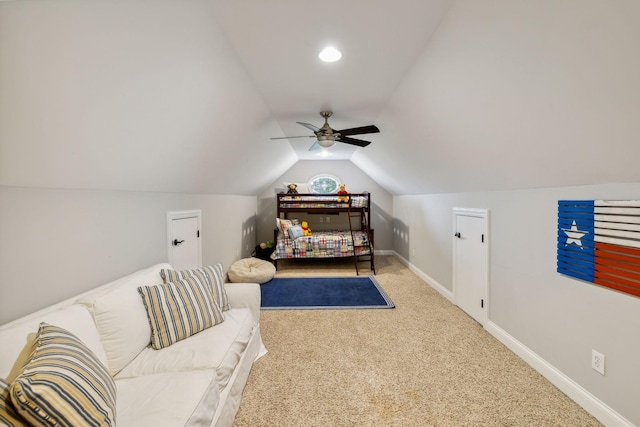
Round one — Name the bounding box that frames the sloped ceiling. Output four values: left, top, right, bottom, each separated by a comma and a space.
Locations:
213, 0, 640, 196
0, 0, 297, 196
353, 0, 640, 195
2, 1, 640, 196
210, 0, 453, 164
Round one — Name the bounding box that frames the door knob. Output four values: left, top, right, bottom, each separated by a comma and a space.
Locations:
173, 239, 185, 246
454, 232, 461, 238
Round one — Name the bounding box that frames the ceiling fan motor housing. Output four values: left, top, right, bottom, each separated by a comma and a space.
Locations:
270, 110, 379, 150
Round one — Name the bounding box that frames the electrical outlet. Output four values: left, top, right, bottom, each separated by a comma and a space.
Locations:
326, 216, 330, 223
319, 217, 323, 223
592, 350, 605, 375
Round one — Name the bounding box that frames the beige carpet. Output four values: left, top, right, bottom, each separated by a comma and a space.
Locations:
234, 256, 601, 426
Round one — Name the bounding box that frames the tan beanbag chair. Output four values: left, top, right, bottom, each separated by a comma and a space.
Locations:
228, 258, 276, 284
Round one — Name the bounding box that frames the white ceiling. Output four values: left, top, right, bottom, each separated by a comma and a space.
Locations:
211, 0, 453, 160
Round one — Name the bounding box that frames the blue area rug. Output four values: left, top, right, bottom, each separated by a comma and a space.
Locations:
260, 276, 394, 310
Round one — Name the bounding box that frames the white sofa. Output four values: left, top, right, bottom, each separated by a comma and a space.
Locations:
0, 263, 266, 426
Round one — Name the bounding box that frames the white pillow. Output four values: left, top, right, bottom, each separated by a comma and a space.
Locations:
77, 264, 168, 375
0, 305, 108, 383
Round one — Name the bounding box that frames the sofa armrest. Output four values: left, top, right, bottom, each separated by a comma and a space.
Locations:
224, 282, 261, 323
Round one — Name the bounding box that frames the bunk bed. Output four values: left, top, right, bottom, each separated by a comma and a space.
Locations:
272, 192, 375, 274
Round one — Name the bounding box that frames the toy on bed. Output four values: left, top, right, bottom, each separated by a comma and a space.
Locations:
286, 183, 298, 194
301, 221, 312, 236
336, 183, 349, 203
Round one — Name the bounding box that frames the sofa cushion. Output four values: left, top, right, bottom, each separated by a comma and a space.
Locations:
116, 308, 255, 391
116, 370, 219, 427
138, 276, 224, 350
0, 304, 108, 383
10, 323, 116, 427
0, 378, 24, 427
161, 264, 230, 312
76, 263, 169, 376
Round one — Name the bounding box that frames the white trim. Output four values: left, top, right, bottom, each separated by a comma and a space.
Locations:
307, 174, 341, 194
452, 207, 489, 217
167, 209, 202, 268
374, 249, 395, 256
486, 321, 633, 427
392, 251, 454, 303
389, 252, 631, 427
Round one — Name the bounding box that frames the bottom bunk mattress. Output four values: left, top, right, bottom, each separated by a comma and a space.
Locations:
272, 230, 371, 259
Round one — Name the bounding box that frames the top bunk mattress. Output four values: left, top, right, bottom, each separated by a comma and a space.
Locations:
277, 195, 367, 209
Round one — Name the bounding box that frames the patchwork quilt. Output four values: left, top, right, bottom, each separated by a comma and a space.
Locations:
277, 195, 368, 209
272, 230, 371, 259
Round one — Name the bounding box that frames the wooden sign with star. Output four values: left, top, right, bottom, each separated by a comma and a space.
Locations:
557, 200, 640, 298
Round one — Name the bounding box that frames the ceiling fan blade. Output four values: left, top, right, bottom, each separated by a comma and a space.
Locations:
335, 125, 380, 136
308, 140, 322, 151
270, 135, 315, 140
297, 122, 320, 132
336, 135, 371, 147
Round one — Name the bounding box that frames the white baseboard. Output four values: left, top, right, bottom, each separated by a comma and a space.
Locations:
391, 252, 454, 303
486, 322, 633, 427
374, 249, 395, 256
390, 252, 632, 427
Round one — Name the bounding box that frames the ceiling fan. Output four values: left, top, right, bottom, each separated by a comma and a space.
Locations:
271, 111, 380, 150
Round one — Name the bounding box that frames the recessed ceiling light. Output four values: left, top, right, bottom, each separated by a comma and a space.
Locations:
318, 46, 342, 62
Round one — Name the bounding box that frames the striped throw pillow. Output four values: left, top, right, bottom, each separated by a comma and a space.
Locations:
160, 265, 230, 311
10, 323, 116, 427
138, 275, 224, 350
202, 264, 230, 311
159, 267, 210, 289
1, 378, 25, 427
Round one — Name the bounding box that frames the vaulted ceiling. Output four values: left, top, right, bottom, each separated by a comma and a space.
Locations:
2, 1, 639, 197
210, 0, 453, 162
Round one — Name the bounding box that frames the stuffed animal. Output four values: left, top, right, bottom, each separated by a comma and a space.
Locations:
336, 183, 349, 203
301, 221, 312, 236
287, 183, 298, 194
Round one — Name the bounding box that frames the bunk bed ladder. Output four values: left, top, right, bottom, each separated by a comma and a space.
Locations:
347, 199, 375, 275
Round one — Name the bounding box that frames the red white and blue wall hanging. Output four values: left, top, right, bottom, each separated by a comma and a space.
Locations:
557, 200, 640, 298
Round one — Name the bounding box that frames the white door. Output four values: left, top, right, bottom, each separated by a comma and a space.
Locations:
167, 210, 202, 270
453, 208, 489, 325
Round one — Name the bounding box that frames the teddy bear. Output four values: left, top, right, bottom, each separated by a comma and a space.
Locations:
301, 221, 312, 236
336, 183, 349, 203
287, 183, 298, 194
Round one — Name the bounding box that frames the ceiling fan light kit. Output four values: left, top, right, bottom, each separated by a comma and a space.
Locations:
271, 111, 380, 151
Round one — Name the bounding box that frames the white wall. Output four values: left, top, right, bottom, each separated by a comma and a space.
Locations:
0, 0, 275, 324
0, 186, 256, 324
256, 160, 393, 251
394, 182, 640, 426
381, 3, 640, 422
